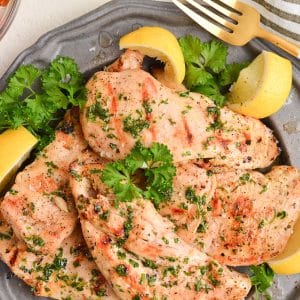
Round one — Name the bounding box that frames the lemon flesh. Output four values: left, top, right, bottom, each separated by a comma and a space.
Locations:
0, 126, 38, 193
227, 51, 292, 118
119, 26, 185, 83
268, 218, 300, 275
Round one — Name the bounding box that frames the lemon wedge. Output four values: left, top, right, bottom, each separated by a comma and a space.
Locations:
268, 218, 300, 274
0, 126, 38, 192
227, 51, 292, 118
119, 26, 185, 83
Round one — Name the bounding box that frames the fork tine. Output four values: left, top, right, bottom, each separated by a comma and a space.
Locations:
217, 0, 241, 12
172, 0, 229, 39
201, 0, 240, 19
185, 0, 236, 30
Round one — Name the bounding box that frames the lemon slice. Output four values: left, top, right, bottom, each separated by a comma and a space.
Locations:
227, 51, 292, 118
119, 26, 185, 83
0, 126, 38, 192
268, 218, 300, 274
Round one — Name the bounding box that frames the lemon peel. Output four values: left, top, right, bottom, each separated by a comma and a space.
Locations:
227, 51, 292, 118
0, 126, 37, 192
120, 26, 185, 83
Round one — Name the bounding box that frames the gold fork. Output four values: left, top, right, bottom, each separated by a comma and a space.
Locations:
172, 0, 300, 59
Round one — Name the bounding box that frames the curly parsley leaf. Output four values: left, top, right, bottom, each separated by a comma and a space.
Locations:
0, 56, 86, 150
101, 142, 176, 207
185, 63, 213, 87
249, 263, 274, 300
218, 62, 249, 87
179, 35, 248, 107
179, 35, 203, 64
193, 79, 226, 107
101, 162, 143, 202
200, 40, 228, 73
42, 56, 86, 108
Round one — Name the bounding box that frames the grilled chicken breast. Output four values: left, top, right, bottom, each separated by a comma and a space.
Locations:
159, 162, 300, 266
1, 110, 87, 254
0, 215, 117, 299
69, 151, 251, 300
81, 69, 278, 169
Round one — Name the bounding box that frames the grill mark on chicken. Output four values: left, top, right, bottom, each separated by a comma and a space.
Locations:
107, 82, 126, 144
231, 196, 253, 217
142, 78, 157, 141
182, 115, 193, 145
9, 248, 18, 267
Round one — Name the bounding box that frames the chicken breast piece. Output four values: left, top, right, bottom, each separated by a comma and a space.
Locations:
1, 109, 87, 254
159, 162, 300, 266
0, 214, 117, 299
69, 151, 251, 300
106, 49, 144, 72
81, 69, 278, 169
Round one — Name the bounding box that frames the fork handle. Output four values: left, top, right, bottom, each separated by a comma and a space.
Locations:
257, 27, 300, 59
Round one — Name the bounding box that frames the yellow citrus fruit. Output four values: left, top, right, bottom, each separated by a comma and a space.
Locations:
119, 26, 185, 83
268, 218, 300, 274
227, 51, 292, 118
0, 126, 38, 193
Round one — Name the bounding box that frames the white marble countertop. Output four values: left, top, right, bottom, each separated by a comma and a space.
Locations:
0, 0, 170, 77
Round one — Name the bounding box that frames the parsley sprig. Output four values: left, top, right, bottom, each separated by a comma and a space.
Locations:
179, 35, 248, 107
249, 263, 274, 300
0, 56, 86, 149
101, 142, 176, 207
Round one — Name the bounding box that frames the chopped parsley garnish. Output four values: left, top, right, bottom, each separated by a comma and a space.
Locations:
25, 235, 45, 248
96, 288, 107, 297
179, 91, 190, 97
185, 187, 208, 233
37, 248, 67, 281
259, 184, 268, 194
115, 264, 129, 276
142, 101, 153, 114
129, 259, 139, 268
239, 173, 251, 184
86, 100, 109, 123
69, 169, 82, 182
123, 115, 150, 138
276, 211, 287, 219
206, 119, 223, 132
101, 142, 176, 207
0, 228, 13, 240
143, 259, 158, 269
123, 206, 133, 239
206, 106, 223, 131
57, 274, 85, 291
179, 35, 248, 107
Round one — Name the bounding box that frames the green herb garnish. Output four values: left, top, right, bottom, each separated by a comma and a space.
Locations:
179, 35, 248, 107
123, 115, 150, 138
249, 263, 274, 300
0, 56, 86, 150
101, 142, 176, 207
115, 264, 128, 276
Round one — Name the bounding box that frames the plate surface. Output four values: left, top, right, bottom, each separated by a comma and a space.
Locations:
0, 0, 299, 299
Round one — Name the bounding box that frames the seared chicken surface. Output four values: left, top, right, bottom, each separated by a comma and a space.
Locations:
81, 69, 278, 169
1, 110, 87, 254
0, 50, 298, 300
0, 214, 117, 299
69, 151, 251, 300
159, 162, 300, 266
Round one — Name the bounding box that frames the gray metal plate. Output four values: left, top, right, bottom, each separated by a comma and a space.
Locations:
0, 0, 299, 299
